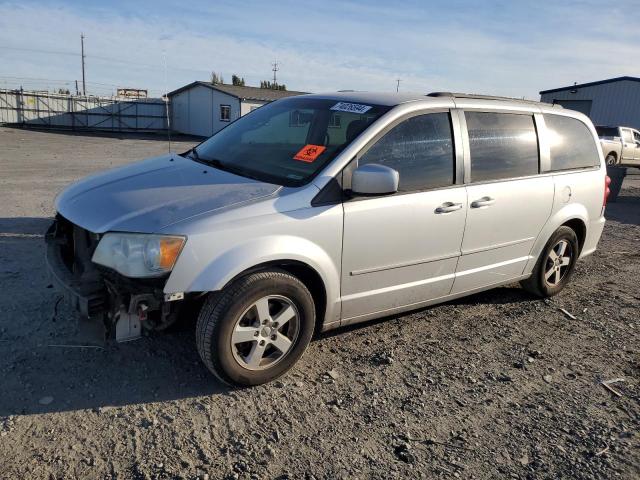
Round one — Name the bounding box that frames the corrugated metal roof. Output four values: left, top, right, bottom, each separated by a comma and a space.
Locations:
167, 81, 306, 101
539, 76, 640, 94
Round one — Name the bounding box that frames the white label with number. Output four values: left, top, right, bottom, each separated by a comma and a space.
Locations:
330, 102, 372, 114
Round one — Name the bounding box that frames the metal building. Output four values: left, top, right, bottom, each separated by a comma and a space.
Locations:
540, 76, 640, 129
167, 82, 305, 137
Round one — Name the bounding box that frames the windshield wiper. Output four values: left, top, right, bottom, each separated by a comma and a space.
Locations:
202, 157, 227, 169
185, 147, 264, 182
187, 148, 220, 167
186, 147, 200, 161
187, 148, 236, 172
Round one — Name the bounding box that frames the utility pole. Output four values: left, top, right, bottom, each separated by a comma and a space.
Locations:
272, 60, 279, 85
396, 79, 401, 93
81, 33, 86, 96
75, 80, 79, 96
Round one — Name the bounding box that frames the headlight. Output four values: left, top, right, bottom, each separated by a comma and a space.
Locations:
92, 233, 186, 278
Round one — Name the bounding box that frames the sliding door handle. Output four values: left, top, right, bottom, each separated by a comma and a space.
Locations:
435, 202, 463, 214
471, 196, 495, 208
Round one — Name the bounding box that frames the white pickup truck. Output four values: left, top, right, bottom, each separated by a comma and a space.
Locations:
597, 125, 640, 166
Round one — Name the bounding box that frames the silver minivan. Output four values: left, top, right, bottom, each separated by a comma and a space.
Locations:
46, 92, 609, 385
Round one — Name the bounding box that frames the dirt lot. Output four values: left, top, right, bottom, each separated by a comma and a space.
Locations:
0, 127, 638, 479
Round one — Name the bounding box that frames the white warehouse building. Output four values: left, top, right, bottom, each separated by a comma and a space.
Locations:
540, 76, 640, 130
167, 82, 305, 137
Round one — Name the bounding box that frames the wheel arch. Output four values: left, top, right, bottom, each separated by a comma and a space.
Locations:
524, 205, 590, 275
223, 260, 328, 335
561, 218, 587, 254
605, 151, 618, 164
167, 235, 341, 328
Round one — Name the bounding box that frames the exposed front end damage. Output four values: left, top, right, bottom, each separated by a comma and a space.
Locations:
45, 215, 183, 342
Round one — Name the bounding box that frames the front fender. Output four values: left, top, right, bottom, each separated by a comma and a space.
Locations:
164, 235, 341, 323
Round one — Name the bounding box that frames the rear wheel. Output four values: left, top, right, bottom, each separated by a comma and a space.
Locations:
196, 269, 315, 386
521, 226, 579, 297
605, 154, 617, 166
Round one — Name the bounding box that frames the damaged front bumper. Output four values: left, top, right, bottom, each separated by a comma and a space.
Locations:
45, 215, 179, 342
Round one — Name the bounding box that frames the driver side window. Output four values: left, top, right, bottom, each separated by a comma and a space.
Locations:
358, 113, 454, 192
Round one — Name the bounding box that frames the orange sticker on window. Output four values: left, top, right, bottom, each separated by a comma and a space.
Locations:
293, 144, 326, 163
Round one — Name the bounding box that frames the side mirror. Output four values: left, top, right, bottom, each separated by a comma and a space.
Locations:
351, 164, 399, 195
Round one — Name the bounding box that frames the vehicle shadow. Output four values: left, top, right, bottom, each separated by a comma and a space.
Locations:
0, 217, 230, 417
605, 194, 640, 226
605, 168, 640, 226
320, 284, 535, 341
1, 125, 204, 143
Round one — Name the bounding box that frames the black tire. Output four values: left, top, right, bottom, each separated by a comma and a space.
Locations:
605, 154, 617, 166
520, 226, 579, 297
196, 269, 315, 386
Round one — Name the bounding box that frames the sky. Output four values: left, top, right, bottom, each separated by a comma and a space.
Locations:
0, 0, 638, 99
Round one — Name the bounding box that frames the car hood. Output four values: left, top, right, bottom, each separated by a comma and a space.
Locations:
55, 154, 281, 233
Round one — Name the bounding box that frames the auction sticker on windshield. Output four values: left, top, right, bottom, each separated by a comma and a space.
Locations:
294, 144, 326, 163
330, 102, 372, 114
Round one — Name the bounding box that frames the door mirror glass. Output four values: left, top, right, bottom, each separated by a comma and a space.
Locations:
351, 164, 399, 195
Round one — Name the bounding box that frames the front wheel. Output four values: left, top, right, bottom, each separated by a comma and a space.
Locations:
520, 226, 579, 297
196, 269, 315, 386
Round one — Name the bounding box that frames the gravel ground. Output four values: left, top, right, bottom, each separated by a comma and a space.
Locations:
0, 126, 638, 480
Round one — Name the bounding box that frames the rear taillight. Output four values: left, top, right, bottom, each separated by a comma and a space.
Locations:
603, 175, 611, 207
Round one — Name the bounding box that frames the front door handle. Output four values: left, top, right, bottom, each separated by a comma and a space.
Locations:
435, 202, 463, 214
471, 196, 495, 208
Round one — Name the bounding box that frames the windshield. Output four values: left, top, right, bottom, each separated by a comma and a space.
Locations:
192, 97, 391, 186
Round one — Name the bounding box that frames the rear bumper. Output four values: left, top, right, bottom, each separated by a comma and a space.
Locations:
580, 216, 606, 258
44, 220, 107, 319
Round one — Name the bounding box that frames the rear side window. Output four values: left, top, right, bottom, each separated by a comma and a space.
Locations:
595, 126, 619, 138
358, 112, 454, 192
465, 112, 538, 182
545, 114, 600, 170
621, 129, 634, 143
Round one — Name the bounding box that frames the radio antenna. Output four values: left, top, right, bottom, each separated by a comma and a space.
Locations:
162, 49, 171, 152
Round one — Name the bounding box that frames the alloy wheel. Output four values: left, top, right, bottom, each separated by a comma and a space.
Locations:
230, 295, 300, 371
544, 239, 572, 286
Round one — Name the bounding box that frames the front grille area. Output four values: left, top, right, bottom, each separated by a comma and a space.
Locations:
48, 214, 107, 316
54, 214, 100, 277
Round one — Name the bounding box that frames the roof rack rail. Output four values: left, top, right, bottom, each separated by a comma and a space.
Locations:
427, 92, 561, 108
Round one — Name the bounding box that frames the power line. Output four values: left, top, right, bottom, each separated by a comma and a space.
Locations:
0, 45, 79, 57
0, 76, 120, 87
0, 44, 219, 77
0, 44, 206, 73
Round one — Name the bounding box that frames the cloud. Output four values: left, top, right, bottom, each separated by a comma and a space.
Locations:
0, 1, 638, 98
